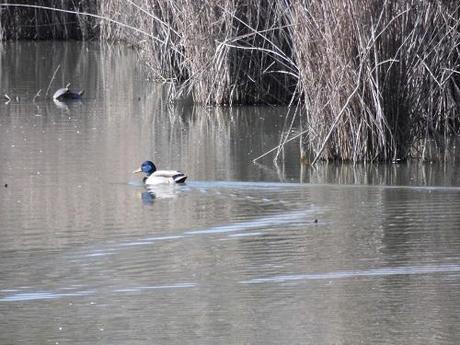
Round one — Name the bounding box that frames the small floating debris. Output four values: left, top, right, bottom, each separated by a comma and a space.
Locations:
4, 184, 7, 188
314, 219, 318, 224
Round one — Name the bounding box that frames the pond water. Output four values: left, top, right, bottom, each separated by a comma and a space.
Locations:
1, 42, 460, 345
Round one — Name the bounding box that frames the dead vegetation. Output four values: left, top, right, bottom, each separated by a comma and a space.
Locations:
1, 0, 460, 162
290, 0, 460, 162
99, 0, 297, 105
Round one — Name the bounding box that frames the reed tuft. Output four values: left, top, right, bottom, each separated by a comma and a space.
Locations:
100, 0, 297, 105
291, 0, 460, 162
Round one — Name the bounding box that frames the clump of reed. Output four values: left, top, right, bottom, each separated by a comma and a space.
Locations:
100, 0, 297, 105
0, 1, 98, 40
291, 0, 460, 162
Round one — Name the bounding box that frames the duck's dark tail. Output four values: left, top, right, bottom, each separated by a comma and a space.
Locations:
173, 173, 187, 184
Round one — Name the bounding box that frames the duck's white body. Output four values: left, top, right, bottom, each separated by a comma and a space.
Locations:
144, 170, 187, 185
133, 161, 187, 185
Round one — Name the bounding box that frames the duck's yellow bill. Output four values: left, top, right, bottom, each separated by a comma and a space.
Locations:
132, 168, 142, 174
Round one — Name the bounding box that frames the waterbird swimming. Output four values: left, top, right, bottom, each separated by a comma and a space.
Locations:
133, 160, 187, 185
53, 83, 84, 101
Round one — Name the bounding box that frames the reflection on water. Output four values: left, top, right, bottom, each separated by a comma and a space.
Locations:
1, 42, 460, 345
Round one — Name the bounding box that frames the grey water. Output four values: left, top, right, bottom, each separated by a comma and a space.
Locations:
1, 42, 460, 345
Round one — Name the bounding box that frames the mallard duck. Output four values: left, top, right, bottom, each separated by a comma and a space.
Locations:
133, 160, 187, 185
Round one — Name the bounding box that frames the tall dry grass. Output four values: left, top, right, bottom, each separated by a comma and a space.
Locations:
100, 0, 297, 105
1, 0, 459, 162
290, 0, 460, 162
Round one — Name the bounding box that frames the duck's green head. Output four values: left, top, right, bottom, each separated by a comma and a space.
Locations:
133, 160, 157, 176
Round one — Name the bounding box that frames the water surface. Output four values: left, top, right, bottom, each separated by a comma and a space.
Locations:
1, 42, 460, 345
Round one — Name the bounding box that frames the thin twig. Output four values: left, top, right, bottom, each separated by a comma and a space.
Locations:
32, 89, 42, 103
45, 65, 60, 97
253, 128, 307, 163
0, 3, 175, 50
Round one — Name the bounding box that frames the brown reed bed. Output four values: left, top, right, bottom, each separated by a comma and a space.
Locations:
1, 0, 459, 163
99, 0, 297, 105
290, 0, 460, 163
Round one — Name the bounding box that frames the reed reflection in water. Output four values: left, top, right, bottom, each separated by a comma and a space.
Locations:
0, 42, 459, 345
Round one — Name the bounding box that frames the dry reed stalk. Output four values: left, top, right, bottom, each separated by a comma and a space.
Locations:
0, 3, 162, 42
0, 1, 98, 40
32, 89, 42, 103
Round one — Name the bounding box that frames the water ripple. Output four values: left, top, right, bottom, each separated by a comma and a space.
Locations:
0, 283, 196, 302
241, 264, 460, 284
0, 290, 95, 302
185, 209, 317, 235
